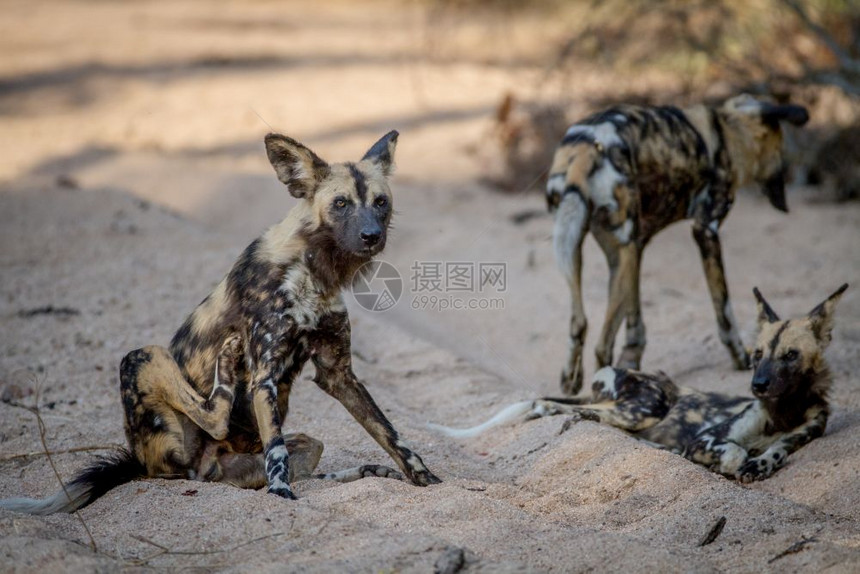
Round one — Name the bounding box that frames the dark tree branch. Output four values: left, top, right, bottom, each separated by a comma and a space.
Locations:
780, 0, 860, 74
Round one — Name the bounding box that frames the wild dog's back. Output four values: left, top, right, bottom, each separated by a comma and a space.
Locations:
636, 388, 752, 453
549, 104, 713, 242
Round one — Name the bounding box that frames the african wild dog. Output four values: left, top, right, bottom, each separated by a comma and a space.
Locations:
547, 94, 810, 395
0, 131, 440, 514
430, 285, 846, 482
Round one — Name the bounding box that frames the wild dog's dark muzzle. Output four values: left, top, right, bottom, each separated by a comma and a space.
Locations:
357, 208, 385, 251
751, 359, 774, 396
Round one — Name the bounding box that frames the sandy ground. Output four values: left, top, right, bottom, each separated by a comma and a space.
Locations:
1, 1, 859, 572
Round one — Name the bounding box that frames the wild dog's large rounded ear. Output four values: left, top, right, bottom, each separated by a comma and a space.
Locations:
760, 103, 810, 127
265, 133, 331, 199
753, 287, 780, 328
361, 130, 399, 177
808, 283, 848, 344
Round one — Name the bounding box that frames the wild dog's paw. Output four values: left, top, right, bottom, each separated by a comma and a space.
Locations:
559, 410, 600, 434
525, 400, 562, 421
714, 442, 749, 477
409, 469, 442, 486
358, 465, 404, 481
735, 456, 775, 483
617, 347, 642, 371
560, 367, 583, 396
732, 346, 752, 371
267, 485, 298, 500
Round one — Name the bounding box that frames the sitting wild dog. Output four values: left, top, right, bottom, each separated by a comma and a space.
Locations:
0, 131, 440, 515
430, 285, 846, 482
547, 94, 810, 395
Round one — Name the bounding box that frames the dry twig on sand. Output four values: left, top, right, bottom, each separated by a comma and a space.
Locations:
11, 378, 101, 552
126, 531, 288, 567
0, 445, 124, 463
698, 516, 727, 547
768, 535, 818, 563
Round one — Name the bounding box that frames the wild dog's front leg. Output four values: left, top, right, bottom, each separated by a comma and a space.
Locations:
311, 312, 441, 486
593, 236, 639, 370
692, 221, 750, 370
736, 406, 828, 483
248, 337, 297, 499
683, 403, 765, 477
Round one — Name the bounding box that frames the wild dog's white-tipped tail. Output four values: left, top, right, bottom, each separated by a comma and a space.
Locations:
0, 448, 143, 515
0, 482, 91, 515
426, 400, 535, 439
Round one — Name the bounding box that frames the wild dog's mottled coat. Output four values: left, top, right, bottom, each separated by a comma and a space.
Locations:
547, 94, 810, 395
0, 131, 439, 515
431, 285, 846, 482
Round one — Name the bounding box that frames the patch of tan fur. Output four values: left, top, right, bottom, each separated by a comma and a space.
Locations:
756, 320, 823, 364
682, 105, 720, 164
684, 410, 704, 424
612, 181, 632, 224
181, 345, 219, 396
138, 417, 187, 477
719, 96, 785, 187
252, 386, 280, 447
257, 214, 308, 265
550, 142, 599, 190
283, 433, 324, 480
190, 281, 230, 337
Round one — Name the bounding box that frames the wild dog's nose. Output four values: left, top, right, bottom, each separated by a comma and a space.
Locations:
360, 230, 381, 247
751, 376, 770, 395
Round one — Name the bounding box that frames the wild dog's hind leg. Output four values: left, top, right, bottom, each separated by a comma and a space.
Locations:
530, 367, 677, 433
554, 191, 590, 395
120, 337, 242, 477
199, 432, 402, 487
311, 311, 441, 487
619, 245, 645, 370
197, 433, 324, 488
692, 221, 750, 369
593, 230, 639, 371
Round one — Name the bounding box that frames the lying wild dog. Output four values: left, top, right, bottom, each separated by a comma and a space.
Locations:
430, 285, 846, 482
0, 131, 440, 515
547, 94, 810, 395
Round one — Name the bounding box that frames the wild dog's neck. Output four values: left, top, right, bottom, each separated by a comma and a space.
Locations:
761, 366, 831, 432
714, 110, 759, 187
259, 205, 371, 296
681, 105, 721, 167
300, 223, 372, 295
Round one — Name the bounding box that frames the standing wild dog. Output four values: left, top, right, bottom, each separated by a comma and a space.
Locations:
429, 285, 846, 482
0, 131, 440, 515
547, 94, 810, 394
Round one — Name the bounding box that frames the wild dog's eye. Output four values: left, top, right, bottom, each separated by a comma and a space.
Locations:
333, 197, 349, 209
374, 196, 388, 208
783, 349, 799, 361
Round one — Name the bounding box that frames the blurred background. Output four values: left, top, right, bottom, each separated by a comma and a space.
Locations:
1, 0, 858, 393
2, 0, 858, 197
